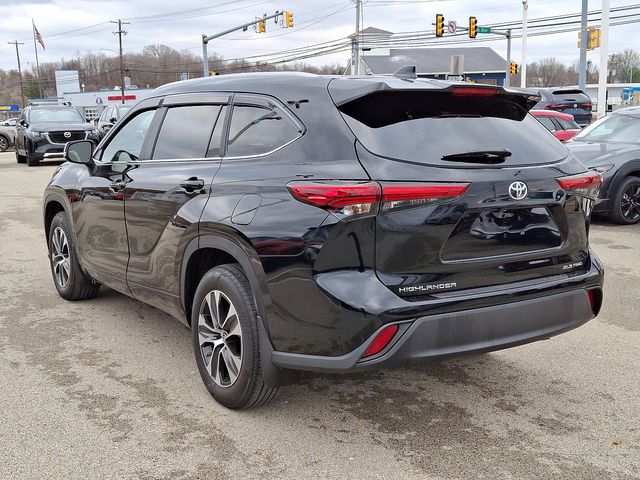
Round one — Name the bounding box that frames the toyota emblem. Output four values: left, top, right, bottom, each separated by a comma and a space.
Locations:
508, 181, 528, 200
63, 131, 71, 139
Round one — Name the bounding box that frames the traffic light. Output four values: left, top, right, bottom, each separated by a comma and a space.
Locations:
578, 27, 601, 51
469, 16, 477, 38
285, 11, 294, 28
509, 61, 518, 76
588, 27, 601, 50
435, 14, 444, 37
258, 19, 266, 33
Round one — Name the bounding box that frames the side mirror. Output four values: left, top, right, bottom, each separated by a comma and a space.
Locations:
110, 117, 117, 124
19, 119, 26, 127
64, 140, 94, 165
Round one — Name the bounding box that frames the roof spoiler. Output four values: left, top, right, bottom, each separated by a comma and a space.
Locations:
392, 65, 417, 80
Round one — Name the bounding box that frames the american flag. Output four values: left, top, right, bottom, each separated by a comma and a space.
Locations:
33, 22, 45, 50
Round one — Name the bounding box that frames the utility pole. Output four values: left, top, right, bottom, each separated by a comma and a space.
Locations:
7, 41, 25, 108
597, 0, 610, 118
354, 0, 362, 75
505, 29, 512, 87
521, 0, 528, 87
578, 0, 588, 91
111, 19, 129, 105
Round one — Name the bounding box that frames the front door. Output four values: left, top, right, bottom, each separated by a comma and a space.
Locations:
73, 107, 159, 294
122, 96, 229, 318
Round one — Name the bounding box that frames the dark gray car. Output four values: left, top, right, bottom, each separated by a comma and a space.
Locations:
567, 106, 640, 224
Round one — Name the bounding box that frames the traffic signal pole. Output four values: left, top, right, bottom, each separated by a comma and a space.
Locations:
597, 0, 610, 118
505, 29, 512, 87
578, 0, 589, 91
202, 11, 286, 77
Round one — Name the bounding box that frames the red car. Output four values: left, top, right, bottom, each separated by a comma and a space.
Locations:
531, 110, 582, 142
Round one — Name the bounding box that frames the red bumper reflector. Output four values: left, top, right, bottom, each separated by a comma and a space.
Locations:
587, 289, 602, 315
363, 324, 399, 358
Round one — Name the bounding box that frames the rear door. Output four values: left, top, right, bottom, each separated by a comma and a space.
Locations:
122, 93, 229, 317
331, 83, 597, 297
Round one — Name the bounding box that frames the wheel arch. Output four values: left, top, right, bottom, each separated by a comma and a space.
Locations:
181, 233, 293, 388
43, 191, 73, 245
181, 233, 272, 330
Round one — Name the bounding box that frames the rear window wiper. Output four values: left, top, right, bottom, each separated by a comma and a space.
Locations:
441, 149, 512, 164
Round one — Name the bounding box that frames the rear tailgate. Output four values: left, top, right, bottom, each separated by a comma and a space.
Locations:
548, 89, 592, 121
329, 80, 600, 297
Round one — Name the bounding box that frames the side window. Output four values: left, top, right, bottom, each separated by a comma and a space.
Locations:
536, 116, 556, 132
226, 104, 301, 157
153, 105, 222, 160
558, 118, 579, 130
101, 109, 155, 163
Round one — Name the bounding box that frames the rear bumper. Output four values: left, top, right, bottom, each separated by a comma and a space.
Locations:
272, 287, 599, 373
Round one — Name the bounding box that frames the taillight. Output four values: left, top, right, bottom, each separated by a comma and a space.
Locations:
287, 182, 469, 216
556, 171, 602, 199
546, 103, 564, 110
381, 183, 470, 211
287, 182, 381, 217
362, 324, 399, 358
583, 102, 592, 111
587, 288, 602, 315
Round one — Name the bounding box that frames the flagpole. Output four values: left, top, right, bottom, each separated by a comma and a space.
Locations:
32, 19, 42, 98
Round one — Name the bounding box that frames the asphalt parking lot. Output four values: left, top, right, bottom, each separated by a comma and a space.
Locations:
0, 151, 638, 480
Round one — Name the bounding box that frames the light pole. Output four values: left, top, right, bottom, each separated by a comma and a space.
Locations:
521, 0, 528, 87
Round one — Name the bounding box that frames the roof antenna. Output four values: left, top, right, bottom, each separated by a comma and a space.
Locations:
393, 65, 417, 80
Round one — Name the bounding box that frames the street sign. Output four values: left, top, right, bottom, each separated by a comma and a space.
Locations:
477, 26, 492, 34
447, 20, 457, 34
0, 104, 20, 112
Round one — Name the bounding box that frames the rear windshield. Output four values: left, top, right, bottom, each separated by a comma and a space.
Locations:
337, 90, 568, 166
550, 90, 591, 103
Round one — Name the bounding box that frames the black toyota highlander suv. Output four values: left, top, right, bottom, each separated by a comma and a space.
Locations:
16, 103, 100, 166
43, 72, 604, 409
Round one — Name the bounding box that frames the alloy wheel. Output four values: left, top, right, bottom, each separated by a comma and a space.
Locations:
0, 136, 7, 152
621, 183, 640, 222
51, 227, 71, 288
197, 290, 243, 388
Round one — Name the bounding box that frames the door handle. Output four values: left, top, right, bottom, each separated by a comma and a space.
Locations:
179, 177, 205, 191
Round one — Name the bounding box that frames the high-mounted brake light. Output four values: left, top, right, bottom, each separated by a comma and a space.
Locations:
288, 182, 470, 217
451, 87, 497, 97
556, 171, 602, 199
362, 324, 399, 358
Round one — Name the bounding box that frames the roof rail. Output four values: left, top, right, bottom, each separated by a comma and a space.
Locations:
393, 65, 417, 80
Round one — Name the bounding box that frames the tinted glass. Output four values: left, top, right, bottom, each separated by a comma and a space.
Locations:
575, 114, 640, 144
339, 91, 567, 166
550, 90, 591, 103
153, 105, 221, 160
226, 105, 301, 157
536, 116, 557, 131
207, 106, 227, 157
29, 107, 84, 123
101, 109, 155, 163
558, 117, 580, 130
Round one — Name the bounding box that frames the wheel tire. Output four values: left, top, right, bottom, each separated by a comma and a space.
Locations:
0, 135, 8, 152
26, 151, 39, 167
610, 176, 640, 225
16, 150, 26, 163
192, 264, 278, 410
48, 212, 100, 301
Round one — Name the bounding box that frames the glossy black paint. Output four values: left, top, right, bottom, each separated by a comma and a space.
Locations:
44, 73, 604, 371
